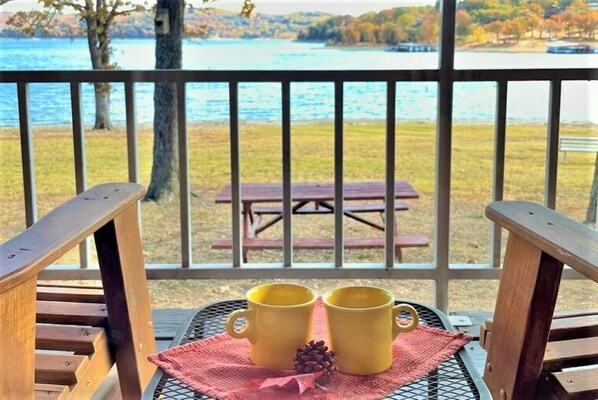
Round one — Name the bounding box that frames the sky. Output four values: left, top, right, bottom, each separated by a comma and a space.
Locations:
1, 0, 435, 16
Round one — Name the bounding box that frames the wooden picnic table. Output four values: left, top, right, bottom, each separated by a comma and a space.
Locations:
215, 181, 419, 204
213, 181, 427, 262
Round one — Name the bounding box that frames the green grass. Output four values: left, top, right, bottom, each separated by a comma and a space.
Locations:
1, 122, 596, 310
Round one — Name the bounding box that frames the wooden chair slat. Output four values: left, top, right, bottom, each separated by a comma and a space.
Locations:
543, 337, 598, 372
36, 286, 105, 303
65, 331, 114, 400
480, 312, 598, 350
549, 315, 598, 341
37, 283, 103, 290
34, 384, 70, 400
36, 300, 108, 327
36, 323, 106, 354
538, 368, 598, 400
554, 309, 598, 319
35, 353, 89, 385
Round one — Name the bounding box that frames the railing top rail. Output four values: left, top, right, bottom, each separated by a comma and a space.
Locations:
0, 68, 596, 84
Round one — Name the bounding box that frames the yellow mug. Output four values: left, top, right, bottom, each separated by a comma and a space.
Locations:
225, 282, 317, 369
323, 286, 419, 375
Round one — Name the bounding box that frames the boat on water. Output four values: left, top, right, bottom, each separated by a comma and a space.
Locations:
547, 41, 598, 54
385, 42, 438, 52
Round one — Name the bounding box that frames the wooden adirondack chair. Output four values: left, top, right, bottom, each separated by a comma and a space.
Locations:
0, 183, 156, 399
482, 201, 598, 400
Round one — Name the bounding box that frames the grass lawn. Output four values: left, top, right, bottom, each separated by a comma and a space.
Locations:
1, 121, 596, 311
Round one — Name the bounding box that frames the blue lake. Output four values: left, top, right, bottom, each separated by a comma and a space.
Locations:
0, 38, 596, 126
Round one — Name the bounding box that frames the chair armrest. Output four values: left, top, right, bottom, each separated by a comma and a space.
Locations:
486, 201, 597, 282
1, 183, 145, 294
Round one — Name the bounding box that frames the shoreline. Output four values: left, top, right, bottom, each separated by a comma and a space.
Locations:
3, 36, 596, 54
1, 120, 596, 133
301, 37, 598, 53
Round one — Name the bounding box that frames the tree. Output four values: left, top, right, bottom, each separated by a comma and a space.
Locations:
456, 9, 474, 37
7, 0, 143, 130
145, 0, 254, 201
504, 17, 526, 42
145, 0, 184, 201
417, 13, 439, 44
543, 17, 562, 40
485, 20, 505, 42
468, 24, 487, 43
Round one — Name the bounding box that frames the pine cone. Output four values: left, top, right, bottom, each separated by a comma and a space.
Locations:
294, 340, 337, 385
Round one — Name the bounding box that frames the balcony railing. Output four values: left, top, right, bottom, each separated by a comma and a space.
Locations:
1, 3, 596, 311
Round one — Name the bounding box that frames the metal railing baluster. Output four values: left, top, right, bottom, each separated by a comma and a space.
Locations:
17, 82, 37, 228
70, 82, 89, 269
491, 81, 508, 268
229, 82, 242, 268
385, 81, 397, 268
282, 81, 293, 267
546, 80, 562, 210
125, 82, 139, 184
334, 81, 344, 268
177, 80, 192, 267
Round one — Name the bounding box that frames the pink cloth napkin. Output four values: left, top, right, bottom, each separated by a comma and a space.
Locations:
149, 299, 471, 399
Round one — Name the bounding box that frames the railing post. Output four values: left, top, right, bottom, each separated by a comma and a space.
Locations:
434, 0, 456, 312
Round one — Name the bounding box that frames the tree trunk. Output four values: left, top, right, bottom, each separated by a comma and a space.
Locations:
585, 152, 598, 224
86, 8, 112, 130
93, 83, 112, 130
145, 0, 183, 202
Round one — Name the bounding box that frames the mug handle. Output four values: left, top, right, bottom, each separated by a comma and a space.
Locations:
225, 309, 253, 340
392, 304, 419, 339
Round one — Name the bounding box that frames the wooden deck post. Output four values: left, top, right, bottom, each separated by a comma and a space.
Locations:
95, 202, 157, 397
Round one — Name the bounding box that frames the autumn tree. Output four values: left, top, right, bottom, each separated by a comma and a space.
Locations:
418, 13, 439, 44
8, 0, 144, 130
468, 24, 486, 43
543, 17, 562, 40
486, 20, 505, 42
456, 9, 473, 37
504, 17, 527, 42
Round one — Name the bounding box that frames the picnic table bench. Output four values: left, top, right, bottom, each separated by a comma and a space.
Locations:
212, 181, 428, 262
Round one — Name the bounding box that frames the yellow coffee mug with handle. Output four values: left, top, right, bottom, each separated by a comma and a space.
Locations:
225, 282, 317, 369
323, 286, 419, 375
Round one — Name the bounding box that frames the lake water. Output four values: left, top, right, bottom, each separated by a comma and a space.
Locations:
0, 38, 597, 126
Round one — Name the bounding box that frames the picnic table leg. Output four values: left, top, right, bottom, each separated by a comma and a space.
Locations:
255, 201, 310, 235
319, 201, 386, 231
242, 203, 252, 262
380, 211, 403, 262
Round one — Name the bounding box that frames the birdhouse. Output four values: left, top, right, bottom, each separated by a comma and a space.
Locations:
154, 8, 170, 35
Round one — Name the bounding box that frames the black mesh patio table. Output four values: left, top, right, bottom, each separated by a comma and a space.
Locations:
144, 300, 490, 399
